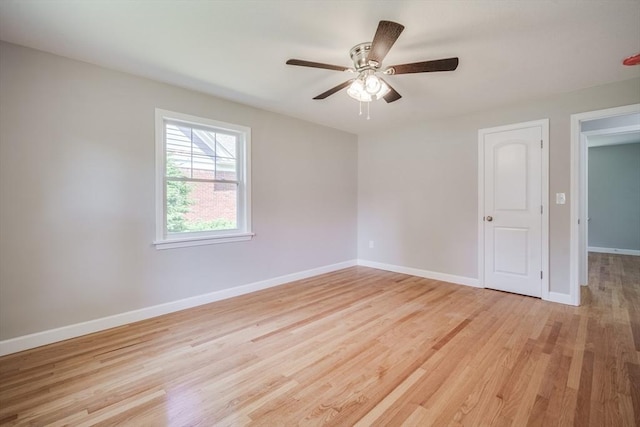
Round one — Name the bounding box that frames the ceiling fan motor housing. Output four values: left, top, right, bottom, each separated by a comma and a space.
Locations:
350, 42, 376, 70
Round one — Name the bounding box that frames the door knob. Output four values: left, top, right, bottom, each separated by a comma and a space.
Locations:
486, 216, 493, 222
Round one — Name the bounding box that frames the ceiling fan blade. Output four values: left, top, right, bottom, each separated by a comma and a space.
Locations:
387, 57, 459, 75
368, 20, 405, 65
313, 80, 354, 99
286, 59, 350, 72
380, 78, 402, 103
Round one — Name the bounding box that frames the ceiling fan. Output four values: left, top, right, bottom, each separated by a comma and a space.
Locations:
286, 20, 459, 109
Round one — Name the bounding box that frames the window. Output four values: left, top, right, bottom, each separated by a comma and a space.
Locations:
154, 109, 252, 249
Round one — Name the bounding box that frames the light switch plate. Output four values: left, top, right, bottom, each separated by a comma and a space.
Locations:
556, 193, 566, 204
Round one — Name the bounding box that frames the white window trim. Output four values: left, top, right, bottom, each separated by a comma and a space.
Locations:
154, 108, 253, 249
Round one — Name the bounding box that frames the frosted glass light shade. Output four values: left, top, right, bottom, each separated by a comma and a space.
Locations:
347, 74, 390, 102
365, 74, 381, 94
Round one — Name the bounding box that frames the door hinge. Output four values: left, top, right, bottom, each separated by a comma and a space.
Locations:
540, 271, 543, 279
540, 140, 543, 149
541, 205, 543, 214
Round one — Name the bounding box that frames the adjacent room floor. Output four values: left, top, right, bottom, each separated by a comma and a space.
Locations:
1, 253, 638, 426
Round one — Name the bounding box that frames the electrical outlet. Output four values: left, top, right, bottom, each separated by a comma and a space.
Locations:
556, 193, 566, 205
369, 240, 375, 249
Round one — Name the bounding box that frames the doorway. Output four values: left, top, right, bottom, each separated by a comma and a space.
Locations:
478, 119, 549, 298
569, 104, 640, 306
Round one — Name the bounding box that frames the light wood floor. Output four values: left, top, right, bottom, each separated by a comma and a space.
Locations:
1, 253, 639, 426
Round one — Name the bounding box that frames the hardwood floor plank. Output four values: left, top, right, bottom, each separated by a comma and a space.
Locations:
539, 354, 573, 426
0, 254, 638, 425
526, 395, 550, 427
567, 313, 589, 390
543, 321, 562, 354
575, 350, 594, 426
628, 362, 640, 426
511, 352, 550, 425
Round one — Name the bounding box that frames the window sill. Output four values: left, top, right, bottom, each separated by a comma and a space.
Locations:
154, 232, 254, 250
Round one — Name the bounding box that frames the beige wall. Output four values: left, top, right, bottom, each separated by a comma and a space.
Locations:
0, 42, 358, 340
358, 78, 640, 295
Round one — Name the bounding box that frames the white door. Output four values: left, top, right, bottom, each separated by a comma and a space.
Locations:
480, 121, 547, 297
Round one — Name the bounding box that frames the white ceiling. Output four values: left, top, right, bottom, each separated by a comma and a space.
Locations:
1, 0, 639, 135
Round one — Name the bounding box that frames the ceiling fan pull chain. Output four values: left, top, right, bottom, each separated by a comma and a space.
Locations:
367, 101, 370, 120
359, 100, 363, 116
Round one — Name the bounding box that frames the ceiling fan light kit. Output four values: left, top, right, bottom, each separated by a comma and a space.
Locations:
347, 70, 390, 102
286, 20, 459, 119
346, 70, 390, 120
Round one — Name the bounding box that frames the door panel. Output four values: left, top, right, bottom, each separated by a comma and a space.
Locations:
494, 227, 529, 275
483, 125, 542, 297
494, 143, 529, 210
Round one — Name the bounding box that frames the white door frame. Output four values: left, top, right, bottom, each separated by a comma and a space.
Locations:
478, 119, 549, 300
569, 103, 640, 306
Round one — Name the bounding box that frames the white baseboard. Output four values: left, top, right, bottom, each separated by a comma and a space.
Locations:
546, 291, 577, 306
0, 260, 357, 356
357, 260, 580, 307
588, 246, 640, 256
357, 259, 480, 288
